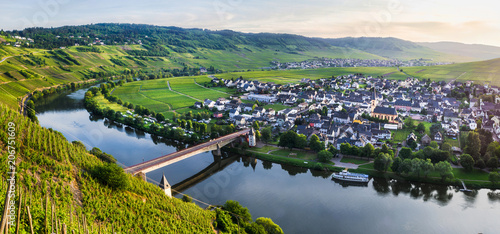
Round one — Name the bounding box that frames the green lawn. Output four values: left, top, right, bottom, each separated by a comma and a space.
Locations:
270, 149, 317, 160
392, 129, 412, 143
452, 168, 489, 181
251, 145, 280, 153
340, 158, 371, 165
262, 104, 289, 111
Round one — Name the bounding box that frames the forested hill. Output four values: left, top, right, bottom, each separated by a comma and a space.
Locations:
5, 23, 481, 62
323, 37, 476, 62
7, 23, 331, 52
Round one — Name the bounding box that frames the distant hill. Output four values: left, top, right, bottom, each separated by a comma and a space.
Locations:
322, 37, 476, 62
418, 41, 500, 61
403, 58, 500, 86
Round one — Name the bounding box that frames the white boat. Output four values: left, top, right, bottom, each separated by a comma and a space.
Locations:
332, 168, 369, 183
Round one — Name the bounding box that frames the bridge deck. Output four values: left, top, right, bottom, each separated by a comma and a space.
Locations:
125, 128, 250, 174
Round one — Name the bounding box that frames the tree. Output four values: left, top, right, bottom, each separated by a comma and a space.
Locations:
252, 103, 258, 112
404, 117, 416, 129
199, 123, 207, 134
487, 157, 499, 170
363, 143, 375, 158
374, 153, 393, 172
245, 223, 266, 234
255, 130, 262, 141
465, 132, 481, 160
328, 145, 339, 157
416, 122, 426, 133
252, 121, 260, 130
309, 134, 324, 152
460, 154, 475, 171
391, 157, 402, 174
317, 150, 333, 163
340, 143, 352, 155
421, 159, 434, 178
223, 200, 252, 223
489, 172, 500, 184
410, 158, 423, 177
278, 131, 297, 150
294, 134, 307, 150
441, 142, 452, 152
399, 158, 412, 175
261, 127, 272, 144
486, 141, 500, 158
156, 113, 165, 122
429, 141, 439, 149
476, 159, 486, 169
398, 147, 413, 159
381, 144, 393, 157
255, 217, 284, 234
435, 161, 454, 182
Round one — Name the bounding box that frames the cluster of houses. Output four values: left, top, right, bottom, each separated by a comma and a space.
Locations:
270, 58, 451, 70
201, 75, 500, 149
2, 35, 34, 47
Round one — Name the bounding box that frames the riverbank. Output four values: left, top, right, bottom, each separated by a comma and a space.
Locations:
235, 145, 500, 189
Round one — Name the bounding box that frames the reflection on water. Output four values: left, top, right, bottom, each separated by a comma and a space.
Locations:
36, 88, 500, 234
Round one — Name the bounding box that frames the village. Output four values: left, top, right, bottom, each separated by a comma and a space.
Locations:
198, 75, 500, 153
270, 58, 451, 70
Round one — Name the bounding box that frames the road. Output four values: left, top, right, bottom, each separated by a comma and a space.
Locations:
126, 128, 250, 173
0, 56, 12, 63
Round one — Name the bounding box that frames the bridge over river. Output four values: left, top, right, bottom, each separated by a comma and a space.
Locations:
125, 128, 251, 176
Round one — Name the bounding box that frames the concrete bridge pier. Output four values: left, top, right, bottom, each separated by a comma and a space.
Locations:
212, 144, 222, 156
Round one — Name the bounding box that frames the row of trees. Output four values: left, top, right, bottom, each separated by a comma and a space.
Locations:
463, 130, 498, 169
374, 153, 454, 182
339, 142, 394, 158
278, 131, 325, 152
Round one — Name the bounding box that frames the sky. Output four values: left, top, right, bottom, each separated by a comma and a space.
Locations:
1, 0, 499, 46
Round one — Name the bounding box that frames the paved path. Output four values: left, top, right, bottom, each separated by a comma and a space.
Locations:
331, 155, 372, 169
0, 56, 12, 63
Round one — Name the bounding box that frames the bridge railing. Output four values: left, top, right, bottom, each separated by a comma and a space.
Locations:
125, 128, 250, 173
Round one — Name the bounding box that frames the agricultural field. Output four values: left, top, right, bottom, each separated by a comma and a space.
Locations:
404, 58, 500, 86
211, 66, 407, 84
112, 77, 232, 115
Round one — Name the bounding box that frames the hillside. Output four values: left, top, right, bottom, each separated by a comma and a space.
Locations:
403, 58, 500, 85
0, 105, 217, 233
418, 41, 500, 61
323, 37, 476, 62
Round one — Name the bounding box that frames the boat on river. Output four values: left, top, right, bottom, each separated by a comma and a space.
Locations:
332, 168, 369, 183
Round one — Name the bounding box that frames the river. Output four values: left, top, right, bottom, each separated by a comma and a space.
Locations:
36, 88, 500, 234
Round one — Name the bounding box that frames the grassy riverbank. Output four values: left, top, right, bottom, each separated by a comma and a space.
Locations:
241, 145, 500, 189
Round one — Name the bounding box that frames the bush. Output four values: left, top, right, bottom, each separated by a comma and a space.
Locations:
182, 194, 193, 203
91, 163, 129, 190
317, 150, 333, 163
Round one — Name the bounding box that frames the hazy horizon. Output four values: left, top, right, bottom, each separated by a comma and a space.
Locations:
1, 0, 499, 47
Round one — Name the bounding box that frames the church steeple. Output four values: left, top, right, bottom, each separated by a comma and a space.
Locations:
371, 88, 378, 113
159, 173, 172, 197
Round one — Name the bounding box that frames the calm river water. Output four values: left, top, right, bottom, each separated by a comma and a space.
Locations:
36, 88, 500, 234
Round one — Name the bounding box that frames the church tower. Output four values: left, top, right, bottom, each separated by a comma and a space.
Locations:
248, 127, 256, 147
370, 88, 378, 113
159, 173, 172, 197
